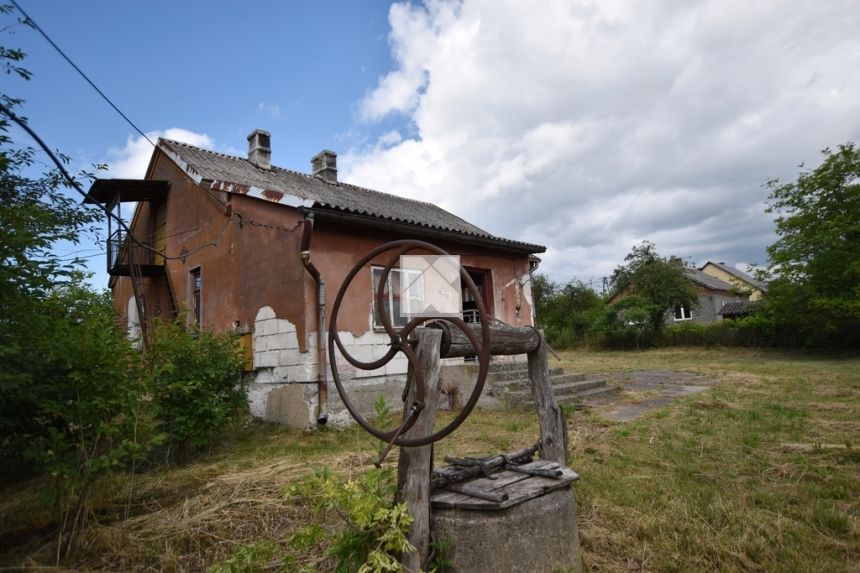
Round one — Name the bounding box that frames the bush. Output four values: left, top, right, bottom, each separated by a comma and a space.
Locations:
283, 467, 415, 573
143, 319, 248, 460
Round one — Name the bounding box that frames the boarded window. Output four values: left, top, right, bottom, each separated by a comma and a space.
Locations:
190, 268, 202, 326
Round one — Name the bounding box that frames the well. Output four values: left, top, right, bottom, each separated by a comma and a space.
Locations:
430, 460, 583, 573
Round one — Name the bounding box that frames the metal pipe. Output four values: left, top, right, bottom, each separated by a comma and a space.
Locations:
300, 213, 329, 425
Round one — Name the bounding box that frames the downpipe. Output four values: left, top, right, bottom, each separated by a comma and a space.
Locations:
300, 213, 329, 425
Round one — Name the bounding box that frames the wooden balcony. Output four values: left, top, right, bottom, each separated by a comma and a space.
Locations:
107, 230, 165, 277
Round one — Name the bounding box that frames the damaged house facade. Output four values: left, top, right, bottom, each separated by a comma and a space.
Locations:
89, 130, 545, 429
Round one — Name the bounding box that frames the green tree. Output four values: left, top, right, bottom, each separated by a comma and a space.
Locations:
532, 274, 604, 347
764, 143, 860, 346
608, 241, 698, 333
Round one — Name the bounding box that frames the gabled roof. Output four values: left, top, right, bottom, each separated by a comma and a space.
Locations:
684, 268, 735, 291
158, 139, 545, 254
700, 261, 767, 291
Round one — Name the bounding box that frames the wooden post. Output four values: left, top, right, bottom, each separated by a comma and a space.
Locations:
397, 328, 443, 573
527, 331, 568, 466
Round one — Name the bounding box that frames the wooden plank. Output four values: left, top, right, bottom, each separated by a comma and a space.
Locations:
527, 332, 569, 466
460, 471, 531, 492
430, 443, 539, 490
428, 321, 541, 358
396, 329, 443, 573
430, 466, 580, 511
447, 482, 509, 503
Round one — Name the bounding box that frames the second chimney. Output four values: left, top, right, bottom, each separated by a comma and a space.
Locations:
311, 150, 337, 184
247, 129, 271, 170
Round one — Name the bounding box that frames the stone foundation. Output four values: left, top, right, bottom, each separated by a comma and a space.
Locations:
431, 487, 582, 573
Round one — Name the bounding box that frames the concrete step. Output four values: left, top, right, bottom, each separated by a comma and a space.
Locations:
486, 367, 565, 383
551, 378, 608, 397
487, 372, 587, 393
500, 378, 613, 408
556, 385, 620, 405
501, 378, 607, 404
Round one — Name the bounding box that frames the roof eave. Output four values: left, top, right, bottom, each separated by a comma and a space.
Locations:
305, 206, 546, 254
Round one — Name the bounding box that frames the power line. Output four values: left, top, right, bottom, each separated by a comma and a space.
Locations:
0, 102, 230, 262
10, 0, 156, 148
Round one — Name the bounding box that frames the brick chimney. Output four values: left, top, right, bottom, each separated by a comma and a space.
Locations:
247, 129, 271, 170
311, 150, 337, 183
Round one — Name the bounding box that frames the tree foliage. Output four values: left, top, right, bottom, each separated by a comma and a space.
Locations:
608, 241, 698, 332
764, 143, 860, 346
532, 274, 604, 347
1, 27, 249, 559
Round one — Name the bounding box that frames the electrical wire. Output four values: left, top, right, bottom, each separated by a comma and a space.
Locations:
0, 101, 232, 261
10, 0, 156, 148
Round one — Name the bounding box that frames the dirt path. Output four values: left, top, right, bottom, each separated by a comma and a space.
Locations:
591, 370, 716, 422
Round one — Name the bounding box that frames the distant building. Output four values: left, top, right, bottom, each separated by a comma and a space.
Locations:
607, 267, 751, 325
677, 268, 751, 324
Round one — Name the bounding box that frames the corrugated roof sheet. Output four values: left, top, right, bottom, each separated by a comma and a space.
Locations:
159, 139, 545, 253
702, 261, 768, 291
684, 268, 735, 291
720, 301, 757, 317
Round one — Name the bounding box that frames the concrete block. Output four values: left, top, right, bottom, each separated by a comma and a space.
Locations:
276, 319, 297, 335
258, 319, 279, 337
334, 330, 354, 346
278, 349, 301, 366
256, 350, 278, 368
246, 382, 268, 417
255, 306, 276, 322
284, 331, 300, 350
266, 333, 287, 351
264, 384, 311, 429
385, 357, 409, 376
287, 363, 315, 383
431, 487, 582, 573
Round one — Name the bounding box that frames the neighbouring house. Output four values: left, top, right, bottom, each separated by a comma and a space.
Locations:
699, 261, 767, 301
606, 267, 751, 326
676, 268, 751, 324
87, 130, 545, 429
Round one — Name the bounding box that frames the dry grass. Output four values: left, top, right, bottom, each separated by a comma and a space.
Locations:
1, 348, 858, 571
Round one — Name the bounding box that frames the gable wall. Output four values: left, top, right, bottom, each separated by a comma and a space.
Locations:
112, 152, 310, 348
700, 263, 762, 301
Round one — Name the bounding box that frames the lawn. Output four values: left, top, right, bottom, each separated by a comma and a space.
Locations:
1, 348, 858, 571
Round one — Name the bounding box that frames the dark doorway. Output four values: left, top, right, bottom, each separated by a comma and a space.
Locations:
462, 268, 493, 322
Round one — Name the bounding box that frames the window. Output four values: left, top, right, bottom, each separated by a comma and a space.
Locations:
190, 268, 202, 326
673, 304, 692, 321
371, 266, 423, 329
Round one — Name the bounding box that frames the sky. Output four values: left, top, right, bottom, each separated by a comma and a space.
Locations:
6, 0, 860, 290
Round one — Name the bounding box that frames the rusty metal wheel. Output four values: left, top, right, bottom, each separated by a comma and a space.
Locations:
328, 239, 490, 447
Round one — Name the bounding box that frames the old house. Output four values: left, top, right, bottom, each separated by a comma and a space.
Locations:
606, 267, 751, 325
87, 130, 545, 429
674, 268, 751, 324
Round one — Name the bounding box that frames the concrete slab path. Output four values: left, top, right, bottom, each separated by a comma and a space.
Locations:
587, 370, 717, 422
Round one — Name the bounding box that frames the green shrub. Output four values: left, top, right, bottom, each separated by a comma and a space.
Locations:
143, 319, 248, 460
285, 467, 415, 572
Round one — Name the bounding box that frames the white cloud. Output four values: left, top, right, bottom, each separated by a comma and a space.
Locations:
343, 0, 860, 281
105, 128, 214, 179
257, 102, 282, 119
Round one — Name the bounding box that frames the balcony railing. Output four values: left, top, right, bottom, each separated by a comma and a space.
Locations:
462, 309, 480, 323
107, 229, 158, 274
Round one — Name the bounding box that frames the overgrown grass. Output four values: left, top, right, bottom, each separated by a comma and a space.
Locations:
1, 348, 857, 571
564, 348, 860, 571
